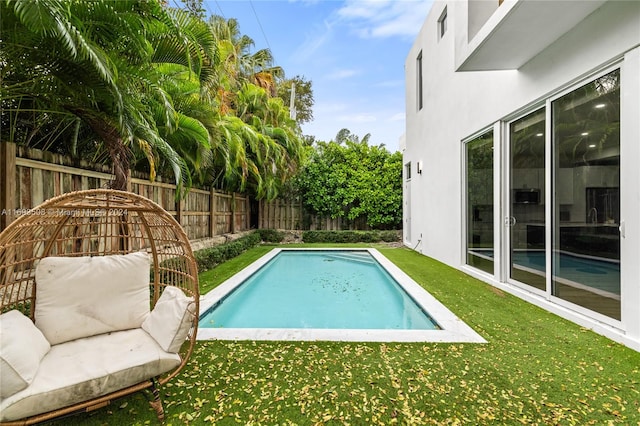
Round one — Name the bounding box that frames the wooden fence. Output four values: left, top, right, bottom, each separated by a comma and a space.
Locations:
258, 198, 303, 230
0, 143, 249, 239
257, 198, 368, 231
1, 142, 376, 235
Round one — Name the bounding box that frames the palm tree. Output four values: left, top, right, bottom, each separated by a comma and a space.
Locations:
203, 15, 305, 199
2, 2, 307, 199
1, 0, 216, 192
1, 0, 120, 154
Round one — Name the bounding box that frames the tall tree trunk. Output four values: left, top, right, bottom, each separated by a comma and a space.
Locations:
72, 110, 131, 191
106, 137, 131, 191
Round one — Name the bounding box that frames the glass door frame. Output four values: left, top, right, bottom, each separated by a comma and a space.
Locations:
546, 64, 623, 328
461, 125, 499, 278
501, 64, 625, 329
502, 106, 550, 299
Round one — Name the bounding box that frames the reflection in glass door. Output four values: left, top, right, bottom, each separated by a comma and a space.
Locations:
552, 69, 621, 320
508, 110, 546, 290
465, 131, 494, 274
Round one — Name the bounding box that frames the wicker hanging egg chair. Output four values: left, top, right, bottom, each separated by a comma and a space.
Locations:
0, 189, 199, 425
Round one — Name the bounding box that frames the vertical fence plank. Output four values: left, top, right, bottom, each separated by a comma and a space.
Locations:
20, 166, 32, 212
0, 143, 17, 229
246, 197, 250, 229
209, 188, 215, 238
232, 193, 237, 233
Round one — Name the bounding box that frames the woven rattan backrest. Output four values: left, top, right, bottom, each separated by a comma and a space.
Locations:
0, 190, 199, 322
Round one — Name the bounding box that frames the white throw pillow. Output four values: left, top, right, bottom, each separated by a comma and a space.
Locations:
0, 310, 51, 399
142, 287, 195, 353
35, 252, 151, 345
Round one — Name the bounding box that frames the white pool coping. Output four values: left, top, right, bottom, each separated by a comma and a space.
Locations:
197, 248, 486, 343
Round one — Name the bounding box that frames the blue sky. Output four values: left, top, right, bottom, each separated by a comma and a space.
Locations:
197, 0, 433, 152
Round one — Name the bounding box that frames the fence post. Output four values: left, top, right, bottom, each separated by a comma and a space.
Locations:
0, 142, 17, 230
230, 192, 236, 233
299, 199, 303, 230
245, 196, 250, 230
125, 169, 132, 192
289, 199, 294, 229
262, 200, 267, 228
209, 188, 216, 237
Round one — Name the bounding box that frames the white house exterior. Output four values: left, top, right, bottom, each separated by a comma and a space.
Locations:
404, 0, 640, 351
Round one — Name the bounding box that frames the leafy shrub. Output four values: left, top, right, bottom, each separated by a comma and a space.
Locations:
379, 230, 400, 242
294, 137, 403, 229
302, 230, 399, 243
194, 232, 261, 272
257, 229, 285, 243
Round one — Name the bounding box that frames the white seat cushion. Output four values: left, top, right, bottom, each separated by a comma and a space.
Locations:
142, 287, 195, 353
35, 252, 151, 345
0, 310, 51, 399
0, 329, 180, 422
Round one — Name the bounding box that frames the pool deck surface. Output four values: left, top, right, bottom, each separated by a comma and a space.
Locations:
197, 248, 486, 343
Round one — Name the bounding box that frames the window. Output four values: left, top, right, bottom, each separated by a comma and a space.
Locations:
416, 51, 423, 111
405, 162, 412, 180
438, 7, 447, 38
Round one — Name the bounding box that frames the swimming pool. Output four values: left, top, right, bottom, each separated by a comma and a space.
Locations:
201, 250, 439, 330
198, 248, 486, 343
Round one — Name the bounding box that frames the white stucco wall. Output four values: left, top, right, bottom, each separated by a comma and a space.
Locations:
404, 0, 640, 350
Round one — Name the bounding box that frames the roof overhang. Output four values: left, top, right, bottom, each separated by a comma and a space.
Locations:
456, 0, 608, 71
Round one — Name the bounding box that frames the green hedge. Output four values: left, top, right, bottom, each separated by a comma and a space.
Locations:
302, 230, 399, 243
256, 229, 285, 243
194, 229, 286, 272
194, 232, 262, 272
194, 229, 398, 273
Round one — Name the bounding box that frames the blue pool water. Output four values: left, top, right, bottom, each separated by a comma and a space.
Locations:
199, 250, 439, 330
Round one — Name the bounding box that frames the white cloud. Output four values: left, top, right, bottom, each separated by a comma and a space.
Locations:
336, 0, 432, 39
338, 113, 377, 123
375, 79, 404, 88
292, 19, 335, 62
389, 112, 405, 122
288, 0, 322, 4
326, 68, 361, 80
313, 101, 349, 113
337, 0, 392, 20
303, 108, 404, 150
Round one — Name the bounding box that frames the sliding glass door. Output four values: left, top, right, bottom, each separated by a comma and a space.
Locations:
508, 109, 546, 291
552, 69, 621, 320
467, 70, 622, 321
465, 131, 494, 274
466, 69, 622, 321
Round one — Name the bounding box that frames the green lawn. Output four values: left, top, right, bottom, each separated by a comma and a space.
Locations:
49, 245, 640, 425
